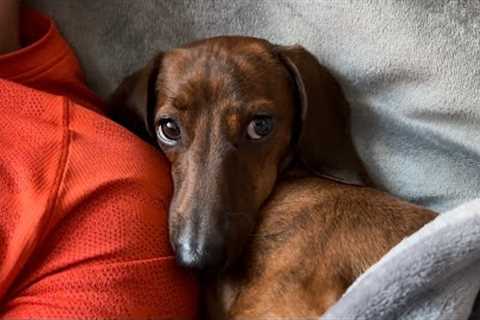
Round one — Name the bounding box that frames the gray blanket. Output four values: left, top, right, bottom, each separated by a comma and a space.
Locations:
29, 1, 480, 319
323, 199, 480, 320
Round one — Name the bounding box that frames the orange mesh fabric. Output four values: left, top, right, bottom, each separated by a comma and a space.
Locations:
0, 9, 198, 319
0, 9, 103, 113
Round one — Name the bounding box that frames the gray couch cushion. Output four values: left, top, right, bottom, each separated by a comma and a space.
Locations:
29, 0, 480, 212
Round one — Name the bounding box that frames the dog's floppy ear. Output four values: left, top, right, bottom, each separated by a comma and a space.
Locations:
275, 45, 367, 185
108, 53, 164, 142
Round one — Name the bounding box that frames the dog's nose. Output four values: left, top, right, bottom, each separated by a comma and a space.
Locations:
175, 235, 226, 270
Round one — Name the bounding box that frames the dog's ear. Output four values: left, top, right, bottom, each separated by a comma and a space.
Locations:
108, 53, 164, 142
275, 45, 368, 185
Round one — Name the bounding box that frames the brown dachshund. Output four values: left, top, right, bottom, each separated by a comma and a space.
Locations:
109, 36, 435, 319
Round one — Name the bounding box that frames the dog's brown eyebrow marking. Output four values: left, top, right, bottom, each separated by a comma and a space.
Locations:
226, 113, 241, 132
249, 99, 276, 111
231, 99, 276, 116
221, 100, 275, 120
162, 89, 192, 111
171, 99, 189, 111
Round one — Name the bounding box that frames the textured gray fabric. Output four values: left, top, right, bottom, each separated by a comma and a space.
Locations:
28, 0, 480, 319
28, 0, 480, 213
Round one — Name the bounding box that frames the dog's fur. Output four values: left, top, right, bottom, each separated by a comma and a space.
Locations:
109, 36, 435, 319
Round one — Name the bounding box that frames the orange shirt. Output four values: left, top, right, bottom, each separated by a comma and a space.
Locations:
0, 9, 198, 318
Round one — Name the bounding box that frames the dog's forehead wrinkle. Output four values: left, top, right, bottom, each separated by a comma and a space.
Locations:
166, 73, 235, 111
164, 47, 287, 116
184, 47, 274, 95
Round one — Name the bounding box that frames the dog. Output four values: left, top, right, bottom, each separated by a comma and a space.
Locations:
109, 36, 436, 319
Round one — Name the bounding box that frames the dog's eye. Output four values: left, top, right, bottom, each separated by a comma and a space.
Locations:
247, 116, 273, 140
157, 118, 181, 146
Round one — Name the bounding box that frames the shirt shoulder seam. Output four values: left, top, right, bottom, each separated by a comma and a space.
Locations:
41, 96, 73, 238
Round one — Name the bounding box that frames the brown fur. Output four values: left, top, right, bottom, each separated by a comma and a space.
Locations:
109, 36, 436, 318
209, 176, 434, 319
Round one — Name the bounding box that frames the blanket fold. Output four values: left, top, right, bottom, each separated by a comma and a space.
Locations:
323, 199, 480, 320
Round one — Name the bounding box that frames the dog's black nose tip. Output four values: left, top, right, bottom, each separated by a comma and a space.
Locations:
175, 239, 225, 270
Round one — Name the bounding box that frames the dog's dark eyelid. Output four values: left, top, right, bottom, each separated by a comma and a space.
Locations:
155, 115, 180, 127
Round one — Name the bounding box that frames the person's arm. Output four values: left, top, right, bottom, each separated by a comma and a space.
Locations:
0, 0, 20, 54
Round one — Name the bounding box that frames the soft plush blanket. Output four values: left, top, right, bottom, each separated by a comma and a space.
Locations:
29, 0, 480, 319
323, 199, 480, 320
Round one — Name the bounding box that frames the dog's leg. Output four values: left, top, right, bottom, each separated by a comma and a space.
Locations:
221, 266, 348, 319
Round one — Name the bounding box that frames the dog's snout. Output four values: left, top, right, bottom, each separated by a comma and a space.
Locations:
174, 232, 226, 270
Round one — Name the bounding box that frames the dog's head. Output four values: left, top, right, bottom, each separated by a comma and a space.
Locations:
110, 36, 366, 270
